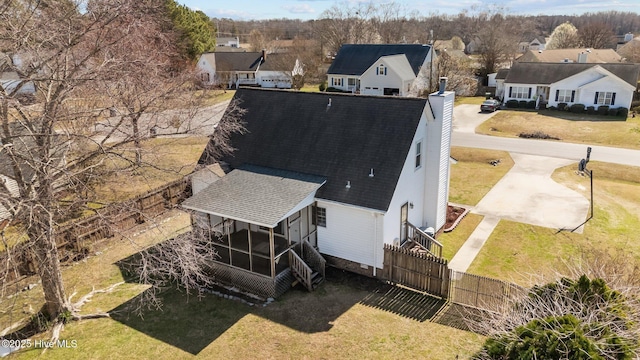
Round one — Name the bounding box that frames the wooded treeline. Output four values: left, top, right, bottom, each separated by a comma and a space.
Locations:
214, 10, 640, 47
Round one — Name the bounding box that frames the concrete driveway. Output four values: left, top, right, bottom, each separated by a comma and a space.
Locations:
472, 153, 590, 232
453, 103, 501, 133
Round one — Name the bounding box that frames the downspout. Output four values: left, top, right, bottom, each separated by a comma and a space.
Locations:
372, 213, 378, 277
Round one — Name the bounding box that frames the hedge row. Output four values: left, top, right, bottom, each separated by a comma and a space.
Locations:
548, 103, 629, 117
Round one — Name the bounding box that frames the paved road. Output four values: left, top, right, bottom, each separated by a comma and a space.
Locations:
452, 104, 640, 167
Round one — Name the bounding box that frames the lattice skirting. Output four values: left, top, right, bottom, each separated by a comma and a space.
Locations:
211, 263, 293, 299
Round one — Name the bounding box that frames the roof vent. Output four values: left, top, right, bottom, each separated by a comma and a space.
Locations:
369, 168, 374, 177
326, 98, 332, 112
346, 180, 351, 189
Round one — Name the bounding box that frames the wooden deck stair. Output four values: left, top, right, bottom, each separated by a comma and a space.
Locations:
289, 239, 326, 292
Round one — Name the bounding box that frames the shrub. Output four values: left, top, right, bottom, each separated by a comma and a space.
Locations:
548, 106, 557, 111
526, 100, 536, 109
518, 100, 528, 108
326, 87, 346, 93
319, 81, 327, 91
608, 108, 618, 116
570, 104, 585, 113
557, 103, 568, 111
618, 107, 629, 118
518, 131, 560, 140
586, 106, 596, 115
505, 99, 519, 108
597, 105, 609, 115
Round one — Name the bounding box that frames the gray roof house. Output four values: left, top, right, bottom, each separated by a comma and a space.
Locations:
196, 51, 301, 89
326, 44, 434, 96
182, 85, 455, 299
499, 62, 640, 110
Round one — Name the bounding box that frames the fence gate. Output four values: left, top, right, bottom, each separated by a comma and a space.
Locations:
382, 244, 450, 298
449, 271, 525, 313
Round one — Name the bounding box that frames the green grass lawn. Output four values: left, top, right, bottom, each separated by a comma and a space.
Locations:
440, 213, 484, 261
8, 210, 484, 360
449, 147, 514, 206
467, 161, 640, 286
477, 109, 640, 149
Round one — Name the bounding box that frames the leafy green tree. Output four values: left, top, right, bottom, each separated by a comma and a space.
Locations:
165, 0, 216, 60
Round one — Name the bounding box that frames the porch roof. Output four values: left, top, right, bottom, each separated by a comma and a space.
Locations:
181, 165, 326, 228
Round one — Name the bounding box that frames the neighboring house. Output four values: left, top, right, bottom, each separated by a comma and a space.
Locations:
216, 37, 240, 48
181, 85, 454, 299
196, 51, 300, 89
0, 71, 36, 95
517, 48, 623, 63
494, 68, 510, 100
501, 62, 640, 110
326, 44, 434, 96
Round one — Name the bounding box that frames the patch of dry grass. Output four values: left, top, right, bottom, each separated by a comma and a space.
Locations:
455, 96, 486, 106
440, 213, 484, 261
449, 147, 514, 206
94, 136, 209, 202
477, 110, 640, 149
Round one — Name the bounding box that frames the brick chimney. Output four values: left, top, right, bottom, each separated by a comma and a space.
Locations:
261, 49, 267, 61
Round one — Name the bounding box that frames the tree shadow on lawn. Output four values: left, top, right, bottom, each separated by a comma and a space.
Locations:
111, 255, 459, 355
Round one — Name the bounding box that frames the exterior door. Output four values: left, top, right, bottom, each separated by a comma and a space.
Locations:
289, 219, 301, 244
400, 202, 408, 243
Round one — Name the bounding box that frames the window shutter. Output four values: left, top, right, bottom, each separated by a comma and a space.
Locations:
528, 87, 532, 98
571, 90, 575, 102
594, 92, 599, 104
555, 90, 559, 101
509, 86, 512, 97
611, 93, 616, 106
376, 67, 379, 75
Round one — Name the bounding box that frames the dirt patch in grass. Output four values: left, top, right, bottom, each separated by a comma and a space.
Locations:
477, 110, 640, 149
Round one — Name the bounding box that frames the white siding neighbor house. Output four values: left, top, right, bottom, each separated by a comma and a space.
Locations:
326, 44, 434, 96
182, 84, 454, 299
501, 62, 640, 110
196, 51, 300, 89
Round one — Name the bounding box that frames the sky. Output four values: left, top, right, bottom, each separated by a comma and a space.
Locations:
178, 0, 639, 21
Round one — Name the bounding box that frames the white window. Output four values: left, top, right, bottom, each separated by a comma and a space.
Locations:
376, 64, 387, 76
510, 86, 530, 99
415, 141, 422, 169
331, 77, 343, 87
557, 89, 573, 103
595, 91, 616, 106
348, 78, 356, 86
313, 207, 326, 227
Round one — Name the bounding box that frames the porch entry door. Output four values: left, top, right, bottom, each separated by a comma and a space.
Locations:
400, 202, 408, 243
289, 218, 301, 244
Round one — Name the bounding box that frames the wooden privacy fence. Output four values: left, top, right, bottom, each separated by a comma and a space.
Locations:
0, 177, 191, 285
449, 271, 526, 313
383, 244, 450, 299
382, 245, 526, 313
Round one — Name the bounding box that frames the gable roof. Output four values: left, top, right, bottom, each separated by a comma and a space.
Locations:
503, 62, 640, 87
517, 48, 622, 63
199, 88, 428, 212
200, 52, 292, 72
371, 54, 415, 81
327, 44, 431, 77
495, 68, 510, 80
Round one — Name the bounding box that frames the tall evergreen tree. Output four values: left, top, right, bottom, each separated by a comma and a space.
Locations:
165, 0, 216, 60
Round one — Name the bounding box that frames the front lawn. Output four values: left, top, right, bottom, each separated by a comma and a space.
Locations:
467, 161, 640, 286
477, 110, 640, 149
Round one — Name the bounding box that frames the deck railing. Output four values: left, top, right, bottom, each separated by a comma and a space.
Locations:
406, 221, 443, 259
302, 239, 326, 280
289, 249, 313, 291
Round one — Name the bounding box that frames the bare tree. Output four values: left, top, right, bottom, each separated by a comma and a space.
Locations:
470, 248, 640, 359
579, 22, 616, 49
0, 0, 235, 330
249, 29, 266, 52
314, 1, 378, 56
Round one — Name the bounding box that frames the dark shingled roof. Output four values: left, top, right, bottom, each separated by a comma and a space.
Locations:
327, 44, 432, 76
504, 62, 640, 87
211, 52, 291, 72
495, 68, 509, 80
199, 88, 428, 212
